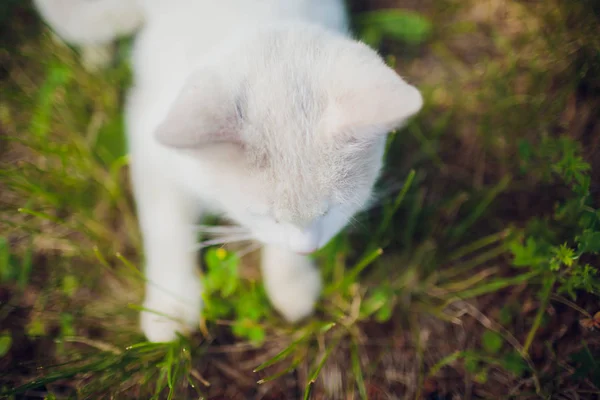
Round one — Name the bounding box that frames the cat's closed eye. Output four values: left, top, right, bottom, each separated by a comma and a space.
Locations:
318, 201, 332, 217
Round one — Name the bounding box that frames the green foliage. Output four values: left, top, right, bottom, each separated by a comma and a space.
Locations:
26, 318, 47, 337
509, 136, 600, 299
481, 330, 503, 354
360, 285, 394, 322
0, 331, 12, 358
2, 339, 204, 399
202, 248, 270, 345
0, 237, 33, 288
569, 344, 600, 384
355, 10, 432, 48
61, 275, 79, 297
0, 237, 11, 282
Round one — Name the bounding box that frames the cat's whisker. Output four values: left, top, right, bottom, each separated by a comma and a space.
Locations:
364, 182, 410, 212
191, 233, 255, 251
235, 241, 263, 258
346, 214, 364, 230
192, 224, 249, 234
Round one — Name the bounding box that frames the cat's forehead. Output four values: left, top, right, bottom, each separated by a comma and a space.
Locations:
249, 147, 354, 217
241, 66, 327, 133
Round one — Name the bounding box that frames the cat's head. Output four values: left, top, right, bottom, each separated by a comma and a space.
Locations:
155, 24, 423, 254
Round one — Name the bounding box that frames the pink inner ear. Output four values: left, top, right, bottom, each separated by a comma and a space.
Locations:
212, 128, 245, 147
329, 81, 423, 141
153, 70, 244, 149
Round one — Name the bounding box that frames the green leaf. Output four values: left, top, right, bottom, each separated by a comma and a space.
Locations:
502, 351, 528, 376
0, 237, 11, 282
248, 326, 266, 346
481, 331, 503, 354
30, 63, 72, 138
517, 139, 533, 164
474, 369, 488, 384
551, 244, 575, 269
319, 322, 336, 334
61, 275, 79, 298
60, 313, 76, 337
0, 332, 12, 358
577, 230, 600, 254
509, 237, 545, 267
203, 247, 240, 297
498, 305, 514, 325
94, 116, 126, 165
426, 351, 465, 378
375, 303, 393, 322
464, 356, 479, 373
360, 287, 388, 318
360, 26, 383, 48
357, 10, 432, 45
27, 318, 46, 337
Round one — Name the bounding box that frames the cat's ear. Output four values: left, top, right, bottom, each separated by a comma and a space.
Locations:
154, 70, 242, 149
331, 68, 423, 140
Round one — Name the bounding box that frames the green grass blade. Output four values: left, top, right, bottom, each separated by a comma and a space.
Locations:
350, 339, 367, 400
449, 175, 511, 240
522, 277, 554, 355
303, 335, 341, 400
253, 331, 311, 372
452, 270, 540, 300
447, 229, 511, 262
325, 248, 383, 295
376, 169, 416, 239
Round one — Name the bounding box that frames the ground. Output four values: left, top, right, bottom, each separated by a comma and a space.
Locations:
1, 0, 599, 399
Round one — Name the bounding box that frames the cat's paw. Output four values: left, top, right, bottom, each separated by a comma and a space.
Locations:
266, 262, 322, 323
140, 279, 202, 342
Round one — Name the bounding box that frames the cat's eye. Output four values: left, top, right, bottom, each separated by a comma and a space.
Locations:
318, 202, 332, 217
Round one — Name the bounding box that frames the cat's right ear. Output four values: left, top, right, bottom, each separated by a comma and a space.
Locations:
154, 70, 242, 149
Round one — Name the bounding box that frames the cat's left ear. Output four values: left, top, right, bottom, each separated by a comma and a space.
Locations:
330, 63, 423, 140
154, 69, 242, 149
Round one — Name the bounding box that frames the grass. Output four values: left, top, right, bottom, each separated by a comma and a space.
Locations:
1, 0, 599, 398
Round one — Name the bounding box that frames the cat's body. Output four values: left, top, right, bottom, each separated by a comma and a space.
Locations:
34, 0, 423, 342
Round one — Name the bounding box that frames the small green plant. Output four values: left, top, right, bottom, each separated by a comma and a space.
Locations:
512, 136, 599, 289
201, 247, 272, 345
509, 136, 599, 355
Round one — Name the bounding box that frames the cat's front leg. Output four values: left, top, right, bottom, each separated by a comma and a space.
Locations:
261, 245, 322, 322
130, 164, 203, 342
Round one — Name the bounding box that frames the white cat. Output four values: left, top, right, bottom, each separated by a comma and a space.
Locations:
34, 0, 423, 342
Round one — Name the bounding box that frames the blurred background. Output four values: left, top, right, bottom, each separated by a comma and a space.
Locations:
1, 0, 599, 398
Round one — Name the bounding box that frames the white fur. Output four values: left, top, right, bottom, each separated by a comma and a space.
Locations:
35, 0, 423, 342
34, 0, 143, 44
